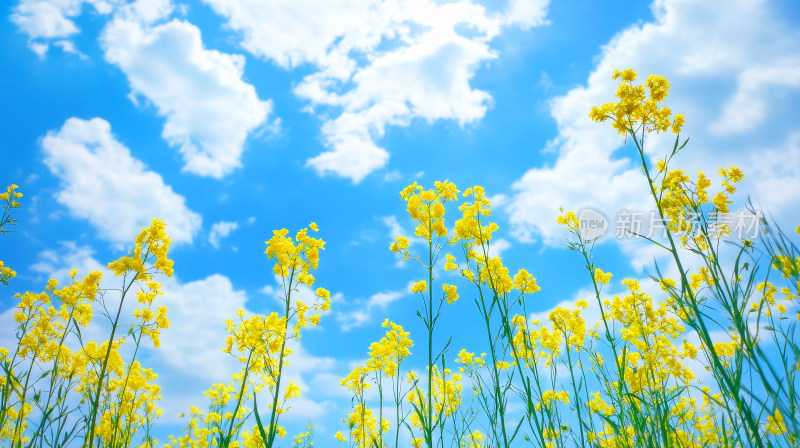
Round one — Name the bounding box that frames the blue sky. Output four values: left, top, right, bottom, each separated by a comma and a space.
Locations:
2, 0, 800, 445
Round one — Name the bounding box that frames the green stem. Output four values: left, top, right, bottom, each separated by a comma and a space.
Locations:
11, 355, 36, 444
224, 349, 254, 446
85, 269, 140, 448
30, 310, 77, 448
266, 268, 295, 448
563, 334, 586, 448
426, 234, 434, 448
629, 127, 765, 448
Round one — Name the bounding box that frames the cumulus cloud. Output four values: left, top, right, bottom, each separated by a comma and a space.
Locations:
11, 0, 114, 55
156, 274, 248, 380
710, 57, 800, 135
202, 0, 550, 183
13, 0, 551, 182
745, 132, 800, 215
13, 0, 272, 178
505, 0, 800, 265
100, 16, 275, 178
10, 0, 172, 56
209, 220, 239, 248
30, 241, 106, 280
41, 117, 202, 246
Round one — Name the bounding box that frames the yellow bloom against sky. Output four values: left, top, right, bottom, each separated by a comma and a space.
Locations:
2, 0, 800, 445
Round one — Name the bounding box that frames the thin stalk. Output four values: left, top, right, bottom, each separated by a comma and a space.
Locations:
629, 127, 765, 448
224, 349, 254, 446
85, 268, 141, 448
265, 268, 296, 448
426, 230, 434, 448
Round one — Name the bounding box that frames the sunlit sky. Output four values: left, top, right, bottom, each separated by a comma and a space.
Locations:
2, 0, 800, 444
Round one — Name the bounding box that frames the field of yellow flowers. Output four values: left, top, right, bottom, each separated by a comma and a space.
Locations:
1, 69, 798, 448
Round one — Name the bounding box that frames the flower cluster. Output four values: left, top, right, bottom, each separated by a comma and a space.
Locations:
1, 218, 172, 448
0, 184, 22, 286
589, 68, 684, 135
407, 366, 463, 430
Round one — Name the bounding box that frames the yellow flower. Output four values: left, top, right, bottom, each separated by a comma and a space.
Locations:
390, 236, 410, 253
434, 180, 459, 200
463, 430, 484, 448
587, 392, 615, 416
556, 208, 580, 230
593, 268, 613, 285
591, 69, 682, 135
411, 280, 427, 293
672, 113, 685, 133
681, 340, 698, 359
513, 269, 541, 293
284, 380, 300, 400
444, 253, 458, 271
442, 283, 459, 304
456, 348, 474, 365
766, 409, 787, 435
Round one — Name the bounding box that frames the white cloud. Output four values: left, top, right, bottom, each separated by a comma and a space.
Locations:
200, 0, 379, 69
116, 0, 173, 24
28, 41, 49, 57
368, 290, 404, 309
745, 132, 800, 216
383, 170, 403, 181
501, 0, 549, 29
310, 372, 352, 399
489, 193, 509, 208
505, 0, 800, 264
30, 241, 105, 280
337, 289, 405, 331
41, 117, 202, 246
52, 39, 88, 58
486, 237, 511, 258
156, 274, 247, 380
12, 0, 81, 40
202, 0, 551, 183
710, 57, 800, 135
298, 6, 499, 183
381, 215, 407, 241
10, 0, 149, 56
100, 16, 275, 178
209, 220, 239, 248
